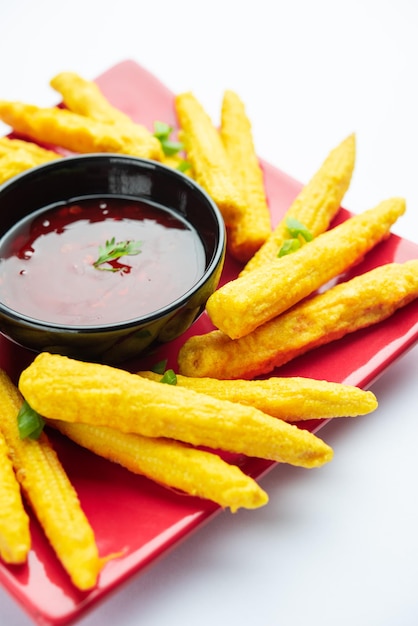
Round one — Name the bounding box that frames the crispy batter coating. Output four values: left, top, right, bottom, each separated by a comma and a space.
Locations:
19, 354, 333, 469
50, 71, 167, 154
206, 197, 406, 339
0, 430, 31, 564
178, 260, 418, 380
0, 147, 60, 185
220, 90, 272, 261
138, 371, 378, 421
49, 420, 268, 512
0, 100, 162, 160
0, 136, 60, 160
50, 71, 135, 126
0, 370, 104, 590
241, 133, 356, 274
175, 91, 245, 226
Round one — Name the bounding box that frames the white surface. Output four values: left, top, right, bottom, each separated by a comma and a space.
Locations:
0, 1, 417, 625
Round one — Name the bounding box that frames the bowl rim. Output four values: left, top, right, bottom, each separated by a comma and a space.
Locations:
0, 153, 226, 333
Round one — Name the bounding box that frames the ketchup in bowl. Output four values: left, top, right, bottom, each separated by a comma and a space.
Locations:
0, 196, 206, 326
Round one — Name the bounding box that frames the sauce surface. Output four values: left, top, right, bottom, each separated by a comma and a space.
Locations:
0, 197, 206, 326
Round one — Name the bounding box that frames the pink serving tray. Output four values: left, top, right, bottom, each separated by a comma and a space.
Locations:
0, 60, 417, 626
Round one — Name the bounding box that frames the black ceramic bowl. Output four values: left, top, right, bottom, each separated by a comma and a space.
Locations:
0, 154, 225, 363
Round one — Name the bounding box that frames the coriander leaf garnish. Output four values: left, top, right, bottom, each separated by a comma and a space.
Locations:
18, 401, 45, 440
153, 121, 184, 157
93, 237, 142, 272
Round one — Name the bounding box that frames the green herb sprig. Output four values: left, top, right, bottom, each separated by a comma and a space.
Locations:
93, 237, 142, 272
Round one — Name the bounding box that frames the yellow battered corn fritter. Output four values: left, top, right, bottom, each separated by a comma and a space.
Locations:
0, 430, 31, 564
138, 371, 378, 422
18, 353, 333, 469
241, 133, 356, 274
219, 89, 272, 262
48, 420, 268, 513
0, 370, 104, 589
178, 260, 418, 380
0, 100, 162, 160
206, 197, 406, 339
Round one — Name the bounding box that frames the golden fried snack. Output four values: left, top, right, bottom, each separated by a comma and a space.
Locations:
138, 371, 378, 421
241, 133, 356, 275
206, 197, 406, 339
0, 430, 31, 564
0, 136, 60, 160
49, 420, 268, 512
178, 260, 418, 380
0, 147, 60, 185
50, 71, 168, 155
219, 90, 272, 261
175, 91, 245, 226
50, 71, 134, 126
0, 370, 104, 590
19, 353, 333, 469
0, 100, 162, 160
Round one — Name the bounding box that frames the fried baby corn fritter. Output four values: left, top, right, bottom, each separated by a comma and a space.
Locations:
0, 136, 60, 160
138, 371, 378, 422
178, 260, 418, 380
48, 420, 268, 513
50, 71, 170, 156
0, 430, 31, 564
175, 91, 245, 226
241, 133, 356, 275
219, 90, 272, 262
0, 100, 162, 160
18, 353, 333, 469
0, 370, 104, 590
0, 136, 61, 184
50, 71, 135, 126
206, 197, 406, 339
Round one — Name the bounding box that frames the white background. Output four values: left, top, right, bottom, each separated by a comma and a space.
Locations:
1, 1, 417, 625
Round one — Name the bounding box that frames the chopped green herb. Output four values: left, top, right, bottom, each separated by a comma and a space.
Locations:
93, 237, 142, 272
160, 369, 177, 385
153, 121, 172, 140
153, 121, 184, 157
160, 139, 184, 157
152, 359, 168, 375
177, 160, 191, 173
278, 218, 314, 257
278, 238, 301, 257
285, 217, 313, 242
17, 401, 45, 440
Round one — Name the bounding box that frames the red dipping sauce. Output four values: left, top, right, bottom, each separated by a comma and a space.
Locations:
0, 197, 206, 326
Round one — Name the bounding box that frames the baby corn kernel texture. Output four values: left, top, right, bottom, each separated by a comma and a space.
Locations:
49, 420, 268, 513
0, 431, 31, 564
0, 370, 104, 590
